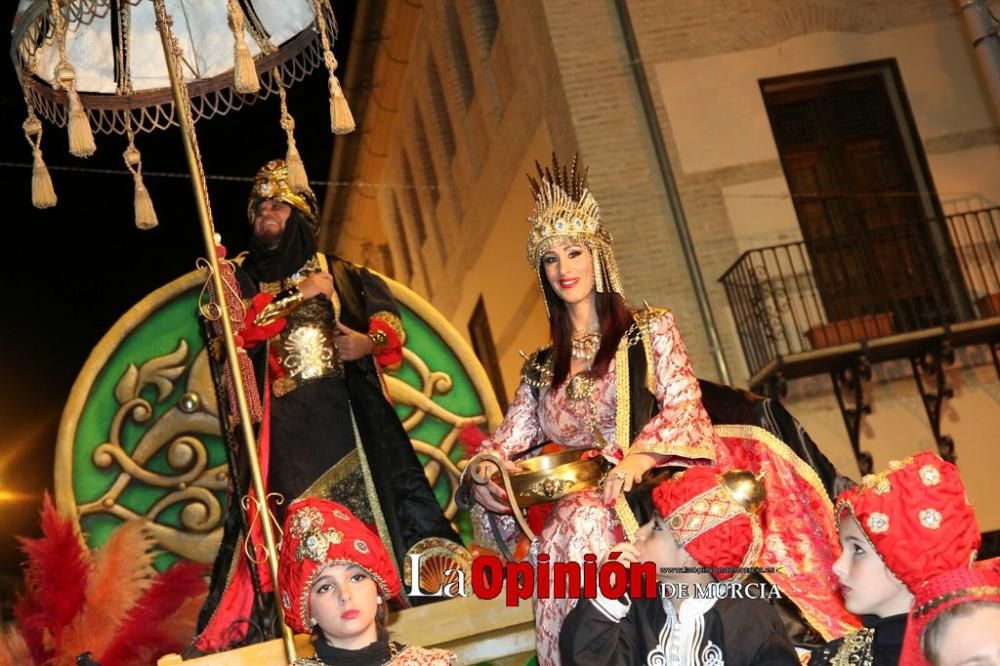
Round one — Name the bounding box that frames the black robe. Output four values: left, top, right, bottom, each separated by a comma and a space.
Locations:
195, 253, 458, 646
807, 614, 906, 666
560, 591, 800, 665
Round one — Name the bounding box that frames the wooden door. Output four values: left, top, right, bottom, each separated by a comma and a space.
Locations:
763, 66, 951, 332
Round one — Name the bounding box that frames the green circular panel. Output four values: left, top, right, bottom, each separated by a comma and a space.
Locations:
56, 269, 501, 567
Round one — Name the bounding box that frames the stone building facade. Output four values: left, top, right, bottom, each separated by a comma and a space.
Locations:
321, 0, 1000, 533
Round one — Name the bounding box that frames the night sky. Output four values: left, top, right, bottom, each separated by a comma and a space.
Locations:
0, 3, 355, 608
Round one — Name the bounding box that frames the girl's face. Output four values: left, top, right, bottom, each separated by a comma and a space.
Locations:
832, 515, 913, 618
308, 563, 380, 649
541, 241, 595, 307
635, 514, 690, 582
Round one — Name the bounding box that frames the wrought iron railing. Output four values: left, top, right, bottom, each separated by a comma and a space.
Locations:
720, 206, 1000, 380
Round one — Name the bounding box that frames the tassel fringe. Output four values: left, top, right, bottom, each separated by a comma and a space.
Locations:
329, 72, 356, 135
24, 111, 56, 208
275, 71, 310, 191
228, 0, 259, 94
285, 141, 309, 192
66, 85, 96, 158
312, 0, 356, 134
51, 0, 96, 157
32, 148, 57, 209
133, 173, 158, 230
124, 138, 158, 230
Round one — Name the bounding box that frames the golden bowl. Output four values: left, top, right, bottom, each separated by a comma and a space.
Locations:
494, 449, 611, 508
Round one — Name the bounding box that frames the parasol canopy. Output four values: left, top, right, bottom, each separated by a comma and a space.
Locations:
11, 0, 354, 218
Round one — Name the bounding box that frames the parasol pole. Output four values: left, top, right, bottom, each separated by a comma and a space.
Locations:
151, 1, 296, 661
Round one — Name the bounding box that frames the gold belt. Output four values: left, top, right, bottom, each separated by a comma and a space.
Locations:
272, 324, 343, 397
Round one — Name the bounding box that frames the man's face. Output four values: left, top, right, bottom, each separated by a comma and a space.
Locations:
253, 199, 292, 248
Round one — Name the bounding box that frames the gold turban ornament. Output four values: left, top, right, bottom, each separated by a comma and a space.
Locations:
246, 159, 320, 229
526, 154, 625, 311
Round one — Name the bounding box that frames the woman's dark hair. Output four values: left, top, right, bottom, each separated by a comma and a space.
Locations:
541, 261, 631, 388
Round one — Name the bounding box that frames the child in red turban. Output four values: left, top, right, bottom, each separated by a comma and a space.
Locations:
278, 498, 455, 665
810, 451, 980, 665
560, 465, 798, 664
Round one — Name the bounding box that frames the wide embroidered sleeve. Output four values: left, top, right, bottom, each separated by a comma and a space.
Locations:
479, 380, 543, 461
629, 310, 719, 463
359, 267, 407, 370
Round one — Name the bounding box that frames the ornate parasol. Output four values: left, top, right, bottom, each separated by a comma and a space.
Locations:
10, 0, 355, 659
12, 0, 353, 217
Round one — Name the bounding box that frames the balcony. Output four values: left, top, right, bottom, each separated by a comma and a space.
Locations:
720, 205, 1000, 472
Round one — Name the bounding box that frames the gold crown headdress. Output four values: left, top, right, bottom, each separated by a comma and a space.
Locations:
247, 159, 320, 230
526, 154, 625, 300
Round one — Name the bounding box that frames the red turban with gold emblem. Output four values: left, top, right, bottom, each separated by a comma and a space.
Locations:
277, 498, 401, 634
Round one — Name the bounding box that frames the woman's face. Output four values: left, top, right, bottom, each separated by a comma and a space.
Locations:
541, 241, 595, 307
832, 515, 913, 618
308, 563, 380, 649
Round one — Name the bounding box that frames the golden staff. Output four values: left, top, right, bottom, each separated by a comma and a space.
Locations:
152, 1, 295, 661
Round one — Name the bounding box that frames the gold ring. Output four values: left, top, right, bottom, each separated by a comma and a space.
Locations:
613, 471, 626, 481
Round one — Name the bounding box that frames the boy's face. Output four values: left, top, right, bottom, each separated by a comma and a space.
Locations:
635, 514, 689, 581
308, 563, 380, 648
832, 515, 913, 618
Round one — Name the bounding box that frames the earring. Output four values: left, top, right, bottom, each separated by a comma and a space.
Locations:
376, 596, 383, 605
309, 617, 318, 628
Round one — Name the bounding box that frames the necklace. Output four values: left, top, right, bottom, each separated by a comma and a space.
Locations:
571, 324, 601, 361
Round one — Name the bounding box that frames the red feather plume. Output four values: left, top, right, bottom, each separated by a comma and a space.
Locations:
99, 561, 209, 665
13, 492, 90, 661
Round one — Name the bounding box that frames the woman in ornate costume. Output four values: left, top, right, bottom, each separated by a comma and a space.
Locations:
466, 156, 857, 664
467, 156, 720, 663
278, 498, 456, 665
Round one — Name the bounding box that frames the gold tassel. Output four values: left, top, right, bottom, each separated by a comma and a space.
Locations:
51, 0, 96, 158
285, 140, 309, 192
275, 70, 309, 191
65, 79, 96, 157
133, 172, 158, 230
23, 110, 57, 208
32, 147, 57, 209
124, 137, 158, 230
228, 0, 259, 94
312, 0, 356, 134
328, 69, 356, 135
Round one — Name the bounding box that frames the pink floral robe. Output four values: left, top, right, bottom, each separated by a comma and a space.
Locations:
478, 310, 720, 665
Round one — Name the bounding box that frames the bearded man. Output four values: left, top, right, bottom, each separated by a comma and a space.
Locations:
193, 160, 460, 652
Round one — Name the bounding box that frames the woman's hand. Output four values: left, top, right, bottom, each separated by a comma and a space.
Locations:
602, 452, 659, 506
469, 459, 522, 514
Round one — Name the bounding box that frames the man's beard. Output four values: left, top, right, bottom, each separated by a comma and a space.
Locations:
254, 228, 283, 250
